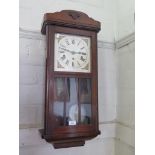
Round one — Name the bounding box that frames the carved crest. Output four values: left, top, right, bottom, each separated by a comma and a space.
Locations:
41, 10, 101, 34
68, 11, 80, 20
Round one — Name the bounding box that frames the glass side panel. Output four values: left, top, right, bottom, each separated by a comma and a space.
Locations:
53, 78, 66, 127
53, 77, 92, 127
79, 78, 92, 124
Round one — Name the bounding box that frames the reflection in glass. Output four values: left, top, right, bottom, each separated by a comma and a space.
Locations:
54, 78, 70, 101
79, 79, 91, 124
53, 77, 92, 127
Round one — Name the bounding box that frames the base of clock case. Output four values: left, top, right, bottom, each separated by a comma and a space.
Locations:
39, 129, 100, 148
53, 140, 85, 148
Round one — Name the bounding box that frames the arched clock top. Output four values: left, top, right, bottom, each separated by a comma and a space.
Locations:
41, 10, 101, 34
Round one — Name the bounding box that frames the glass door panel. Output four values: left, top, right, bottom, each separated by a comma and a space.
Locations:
67, 78, 79, 125
53, 77, 67, 127
53, 77, 92, 128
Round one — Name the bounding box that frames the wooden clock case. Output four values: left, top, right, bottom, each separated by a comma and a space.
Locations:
40, 10, 101, 148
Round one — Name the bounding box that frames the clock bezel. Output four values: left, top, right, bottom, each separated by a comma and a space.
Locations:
46, 25, 97, 77
54, 33, 91, 73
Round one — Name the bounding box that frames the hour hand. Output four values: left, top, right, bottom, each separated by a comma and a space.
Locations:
59, 48, 73, 53
76, 52, 86, 55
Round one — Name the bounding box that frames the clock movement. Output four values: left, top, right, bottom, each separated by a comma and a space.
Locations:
40, 10, 101, 148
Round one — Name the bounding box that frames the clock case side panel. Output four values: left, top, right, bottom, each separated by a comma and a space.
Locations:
41, 25, 55, 136
40, 25, 100, 147
91, 33, 100, 134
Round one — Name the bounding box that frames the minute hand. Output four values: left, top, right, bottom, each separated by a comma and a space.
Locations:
71, 51, 86, 55
60, 48, 86, 55
76, 52, 86, 55
67, 51, 86, 55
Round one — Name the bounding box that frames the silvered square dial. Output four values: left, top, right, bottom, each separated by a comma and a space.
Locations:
54, 33, 91, 73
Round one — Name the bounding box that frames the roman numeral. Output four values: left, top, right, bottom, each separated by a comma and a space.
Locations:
72, 62, 74, 67
80, 56, 86, 62
61, 55, 66, 61
72, 39, 75, 44
66, 40, 70, 45
77, 41, 81, 46
77, 61, 81, 67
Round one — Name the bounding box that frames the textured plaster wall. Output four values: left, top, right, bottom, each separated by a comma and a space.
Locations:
114, 0, 135, 40
19, 0, 116, 42
115, 36, 135, 155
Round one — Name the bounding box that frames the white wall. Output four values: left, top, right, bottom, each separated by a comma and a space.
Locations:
114, 0, 135, 40
19, 0, 116, 42
115, 35, 135, 155
20, 0, 135, 41
114, 2, 135, 153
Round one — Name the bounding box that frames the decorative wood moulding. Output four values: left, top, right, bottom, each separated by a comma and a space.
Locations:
41, 10, 101, 34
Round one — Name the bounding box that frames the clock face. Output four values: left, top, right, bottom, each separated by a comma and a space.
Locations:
54, 33, 91, 73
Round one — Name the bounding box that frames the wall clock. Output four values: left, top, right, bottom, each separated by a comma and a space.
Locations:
40, 10, 101, 148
